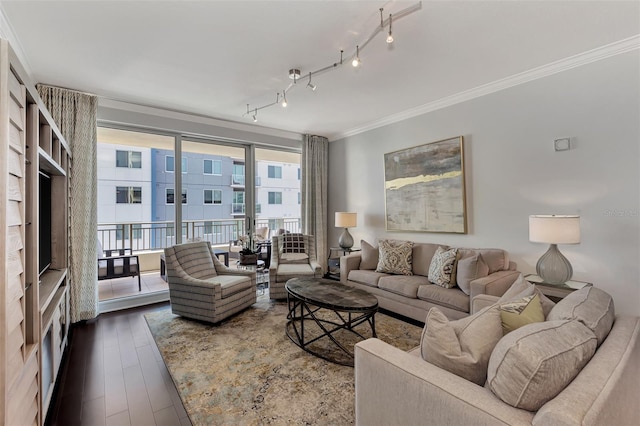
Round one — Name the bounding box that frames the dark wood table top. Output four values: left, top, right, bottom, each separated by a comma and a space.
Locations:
285, 277, 378, 312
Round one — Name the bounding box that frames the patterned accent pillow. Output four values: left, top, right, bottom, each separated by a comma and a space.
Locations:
281, 233, 305, 253
428, 246, 459, 288
499, 293, 545, 335
375, 239, 413, 275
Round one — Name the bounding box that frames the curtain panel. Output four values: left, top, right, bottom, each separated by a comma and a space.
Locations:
37, 84, 98, 322
301, 134, 329, 271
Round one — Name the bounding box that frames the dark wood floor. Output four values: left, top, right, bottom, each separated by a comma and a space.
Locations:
46, 302, 191, 426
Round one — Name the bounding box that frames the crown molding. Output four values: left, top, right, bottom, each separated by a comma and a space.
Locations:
332, 35, 640, 141
0, 4, 32, 77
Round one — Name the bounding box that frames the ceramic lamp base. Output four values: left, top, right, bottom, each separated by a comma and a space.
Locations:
536, 243, 573, 284
338, 228, 354, 249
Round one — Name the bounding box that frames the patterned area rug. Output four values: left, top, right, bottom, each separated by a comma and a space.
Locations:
145, 296, 423, 426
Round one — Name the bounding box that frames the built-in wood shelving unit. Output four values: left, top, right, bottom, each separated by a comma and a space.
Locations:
1, 38, 71, 426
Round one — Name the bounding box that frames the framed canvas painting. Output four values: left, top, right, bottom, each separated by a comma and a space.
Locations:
384, 136, 467, 233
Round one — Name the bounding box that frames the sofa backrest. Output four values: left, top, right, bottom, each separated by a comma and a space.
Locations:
411, 243, 446, 276
458, 248, 511, 274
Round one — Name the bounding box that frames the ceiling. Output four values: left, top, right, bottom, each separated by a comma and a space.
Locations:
1, 1, 639, 140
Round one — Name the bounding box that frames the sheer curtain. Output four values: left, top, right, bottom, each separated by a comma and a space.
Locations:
301, 134, 329, 271
37, 84, 98, 322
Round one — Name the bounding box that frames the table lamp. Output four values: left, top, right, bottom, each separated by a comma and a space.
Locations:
529, 215, 580, 284
335, 212, 357, 249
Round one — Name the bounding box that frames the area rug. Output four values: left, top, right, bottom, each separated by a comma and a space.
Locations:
145, 297, 423, 425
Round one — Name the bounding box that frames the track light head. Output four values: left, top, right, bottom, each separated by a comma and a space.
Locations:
352, 45, 361, 67
306, 72, 317, 91
252, 114, 257, 122
386, 14, 394, 43
281, 91, 288, 107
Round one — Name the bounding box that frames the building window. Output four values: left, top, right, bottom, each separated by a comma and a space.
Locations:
232, 190, 245, 214
116, 186, 142, 204
166, 188, 187, 204
132, 224, 142, 239
203, 159, 221, 175
256, 204, 261, 214
232, 163, 245, 185
268, 191, 282, 205
268, 165, 282, 179
165, 156, 187, 173
116, 150, 142, 168
298, 168, 301, 180
204, 189, 222, 205
298, 192, 301, 204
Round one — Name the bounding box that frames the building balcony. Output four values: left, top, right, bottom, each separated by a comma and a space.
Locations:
231, 174, 245, 187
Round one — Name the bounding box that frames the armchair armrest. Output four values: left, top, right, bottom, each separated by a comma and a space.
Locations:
340, 253, 362, 284
354, 339, 533, 426
310, 260, 322, 276
469, 270, 521, 301
471, 294, 499, 315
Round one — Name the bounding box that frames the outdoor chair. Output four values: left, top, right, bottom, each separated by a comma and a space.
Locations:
269, 233, 322, 299
164, 241, 256, 323
97, 239, 141, 290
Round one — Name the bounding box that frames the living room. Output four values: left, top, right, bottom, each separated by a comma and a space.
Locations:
0, 1, 638, 426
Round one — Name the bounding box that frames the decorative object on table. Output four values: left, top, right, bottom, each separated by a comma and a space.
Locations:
529, 215, 580, 284
384, 136, 466, 233
335, 211, 357, 249
238, 234, 258, 265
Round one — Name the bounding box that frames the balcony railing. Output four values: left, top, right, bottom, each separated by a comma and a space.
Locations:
231, 174, 245, 186
97, 217, 302, 253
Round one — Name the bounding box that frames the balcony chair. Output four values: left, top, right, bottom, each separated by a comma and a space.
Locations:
97, 239, 141, 290
269, 234, 322, 299
164, 241, 256, 323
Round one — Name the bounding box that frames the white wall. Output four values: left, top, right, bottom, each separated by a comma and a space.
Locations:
329, 51, 640, 316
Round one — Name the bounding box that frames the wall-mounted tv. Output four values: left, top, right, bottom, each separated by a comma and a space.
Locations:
39, 171, 52, 275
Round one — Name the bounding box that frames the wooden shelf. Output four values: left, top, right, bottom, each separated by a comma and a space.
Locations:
39, 268, 67, 312
38, 147, 65, 176
41, 287, 66, 330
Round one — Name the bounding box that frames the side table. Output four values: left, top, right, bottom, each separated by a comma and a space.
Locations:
325, 247, 361, 281
525, 274, 592, 301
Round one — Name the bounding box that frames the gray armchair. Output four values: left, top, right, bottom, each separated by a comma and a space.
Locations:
269, 234, 322, 299
164, 241, 256, 323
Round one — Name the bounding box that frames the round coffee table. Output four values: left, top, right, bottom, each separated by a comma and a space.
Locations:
285, 277, 378, 366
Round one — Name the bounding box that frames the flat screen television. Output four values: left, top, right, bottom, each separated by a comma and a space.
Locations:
39, 171, 52, 275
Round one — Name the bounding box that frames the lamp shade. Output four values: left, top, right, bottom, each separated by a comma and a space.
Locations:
529, 215, 580, 244
335, 212, 357, 228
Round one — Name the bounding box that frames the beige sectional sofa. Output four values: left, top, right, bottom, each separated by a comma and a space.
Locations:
354, 284, 640, 426
341, 240, 520, 322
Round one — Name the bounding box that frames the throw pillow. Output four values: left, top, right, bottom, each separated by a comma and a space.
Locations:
499, 293, 545, 334
487, 320, 598, 411
498, 274, 556, 318
281, 233, 305, 254
420, 305, 503, 385
547, 286, 615, 346
427, 246, 459, 288
376, 239, 413, 275
360, 240, 379, 270
456, 253, 490, 295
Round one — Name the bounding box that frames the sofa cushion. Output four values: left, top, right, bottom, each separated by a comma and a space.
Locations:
376, 239, 413, 275
378, 275, 428, 298
456, 253, 489, 295
275, 263, 316, 282
499, 293, 545, 335
280, 252, 309, 264
487, 319, 598, 411
205, 275, 252, 298
412, 243, 442, 277
417, 285, 470, 312
420, 305, 503, 385
547, 286, 615, 346
360, 240, 379, 270
428, 247, 458, 288
348, 270, 387, 288
458, 248, 509, 274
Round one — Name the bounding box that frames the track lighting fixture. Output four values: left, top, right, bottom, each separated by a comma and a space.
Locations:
352, 45, 361, 67
307, 72, 317, 91
242, 2, 421, 121
387, 14, 394, 44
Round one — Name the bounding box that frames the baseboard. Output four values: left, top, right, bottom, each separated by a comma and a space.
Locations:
99, 290, 170, 313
